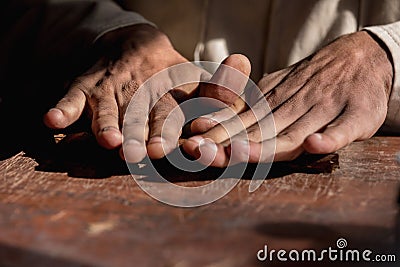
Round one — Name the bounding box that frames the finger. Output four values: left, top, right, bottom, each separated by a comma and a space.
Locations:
190, 96, 247, 134
202, 109, 256, 144
199, 54, 251, 107
147, 93, 185, 159
183, 107, 275, 167
182, 136, 230, 167
223, 112, 275, 145
229, 139, 277, 163
191, 63, 292, 135
43, 58, 109, 129
191, 54, 250, 133
229, 104, 340, 163
116, 80, 140, 126
193, 96, 275, 144
303, 105, 380, 154
89, 81, 122, 149
120, 70, 177, 162
272, 107, 336, 161
230, 87, 333, 143
228, 136, 300, 164
183, 107, 258, 167
43, 85, 86, 129
262, 61, 320, 111
120, 89, 150, 163
190, 65, 330, 155
169, 63, 211, 101
257, 65, 296, 96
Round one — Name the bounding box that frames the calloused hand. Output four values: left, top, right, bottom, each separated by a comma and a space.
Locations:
120, 53, 250, 163
43, 23, 250, 162
183, 31, 393, 166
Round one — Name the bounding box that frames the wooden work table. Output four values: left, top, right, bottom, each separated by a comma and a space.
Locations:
0, 135, 399, 267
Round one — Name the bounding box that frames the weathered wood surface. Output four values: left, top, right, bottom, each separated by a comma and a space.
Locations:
0, 136, 399, 267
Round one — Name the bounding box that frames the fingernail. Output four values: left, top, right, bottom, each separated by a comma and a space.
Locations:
199, 139, 218, 152
200, 114, 214, 119
197, 139, 218, 165
207, 119, 218, 127
188, 136, 204, 144
101, 126, 119, 132
122, 139, 146, 163
48, 108, 62, 113
199, 116, 219, 126
48, 108, 63, 115
229, 139, 250, 163
313, 133, 323, 140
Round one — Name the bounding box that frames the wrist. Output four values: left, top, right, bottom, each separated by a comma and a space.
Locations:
96, 24, 174, 54
362, 30, 394, 100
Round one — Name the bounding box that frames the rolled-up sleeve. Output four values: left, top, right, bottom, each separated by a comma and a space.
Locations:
364, 21, 400, 133
0, 0, 154, 74
37, 0, 155, 48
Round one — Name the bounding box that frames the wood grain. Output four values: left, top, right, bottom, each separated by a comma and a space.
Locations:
0, 136, 399, 267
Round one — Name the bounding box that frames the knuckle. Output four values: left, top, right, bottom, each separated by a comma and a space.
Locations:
70, 77, 90, 92
281, 132, 301, 145
57, 96, 76, 107
348, 47, 367, 62
231, 98, 247, 113
247, 127, 262, 141
92, 114, 119, 132
56, 100, 81, 117
96, 81, 114, 95
326, 126, 351, 149
96, 105, 118, 118
316, 100, 341, 116
266, 91, 279, 108
121, 80, 139, 97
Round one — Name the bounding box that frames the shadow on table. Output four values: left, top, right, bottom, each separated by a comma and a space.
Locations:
0, 242, 96, 267
17, 131, 339, 180
27, 132, 128, 178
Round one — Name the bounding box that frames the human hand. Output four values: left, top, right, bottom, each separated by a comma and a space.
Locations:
184, 31, 393, 167
43, 24, 188, 150
121, 53, 250, 163
43, 24, 249, 162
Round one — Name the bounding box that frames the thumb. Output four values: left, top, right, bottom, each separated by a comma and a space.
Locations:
199, 54, 251, 107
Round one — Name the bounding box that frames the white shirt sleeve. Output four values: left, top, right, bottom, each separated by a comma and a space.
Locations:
364, 21, 400, 133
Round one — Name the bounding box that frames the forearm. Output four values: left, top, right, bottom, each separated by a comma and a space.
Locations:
364, 21, 400, 133
0, 0, 154, 79
35, 0, 155, 54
